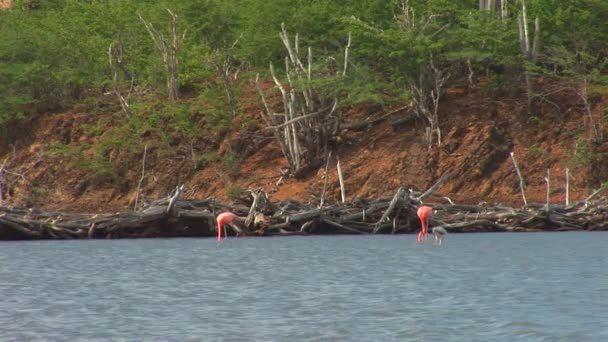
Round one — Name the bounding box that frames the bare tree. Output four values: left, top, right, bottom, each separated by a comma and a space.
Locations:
256, 24, 350, 176
517, 0, 539, 104
0, 157, 27, 207
108, 41, 134, 117
499, 0, 508, 20
207, 36, 243, 119
395, 2, 451, 149
410, 56, 451, 149
539, 52, 605, 143
480, 0, 509, 20
535, 74, 604, 143
138, 9, 182, 102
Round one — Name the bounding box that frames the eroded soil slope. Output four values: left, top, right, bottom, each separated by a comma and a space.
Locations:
1, 82, 606, 212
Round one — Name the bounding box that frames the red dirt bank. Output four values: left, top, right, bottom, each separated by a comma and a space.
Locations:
1, 82, 606, 213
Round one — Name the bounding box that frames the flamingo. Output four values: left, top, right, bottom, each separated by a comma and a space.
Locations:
432, 226, 447, 246
216, 212, 246, 241
416, 205, 432, 243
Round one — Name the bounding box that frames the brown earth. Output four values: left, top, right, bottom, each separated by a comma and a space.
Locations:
1, 79, 606, 213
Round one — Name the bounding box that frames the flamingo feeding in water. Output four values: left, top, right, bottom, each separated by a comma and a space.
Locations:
216, 212, 245, 241
416, 205, 432, 243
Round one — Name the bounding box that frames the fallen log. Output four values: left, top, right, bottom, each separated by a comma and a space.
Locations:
373, 187, 407, 233
287, 208, 323, 224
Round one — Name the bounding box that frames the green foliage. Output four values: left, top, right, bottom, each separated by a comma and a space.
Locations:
527, 114, 542, 126
220, 152, 240, 179
13, 0, 65, 11
342, 67, 406, 107
80, 120, 103, 137
193, 82, 236, 131
24, 185, 49, 208
127, 100, 195, 149
526, 145, 547, 159
446, 10, 519, 67
528, 0, 608, 55
49, 142, 120, 185
1, 0, 607, 150
569, 137, 600, 168
197, 152, 222, 164
226, 185, 243, 200
482, 73, 511, 94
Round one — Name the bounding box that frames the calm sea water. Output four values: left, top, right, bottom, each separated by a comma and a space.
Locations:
1, 232, 607, 342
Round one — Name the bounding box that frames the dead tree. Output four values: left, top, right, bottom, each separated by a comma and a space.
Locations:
138, 8, 181, 102
398, 0, 414, 31
510, 152, 528, 206
480, 0, 508, 19
548, 74, 604, 143
256, 24, 350, 176
108, 41, 134, 116
410, 56, 451, 149
207, 36, 242, 119
517, 0, 539, 105
0, 157, 26, 207
536, 47, 605, 143
395, 4, 450, 149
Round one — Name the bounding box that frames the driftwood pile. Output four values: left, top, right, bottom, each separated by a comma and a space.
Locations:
1, 181, 607, 240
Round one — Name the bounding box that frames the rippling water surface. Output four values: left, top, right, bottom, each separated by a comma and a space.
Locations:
1, 232, 607, 341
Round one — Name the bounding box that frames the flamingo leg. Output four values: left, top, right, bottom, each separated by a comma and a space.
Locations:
418, 219, 428, 243
217, 224, 222, 241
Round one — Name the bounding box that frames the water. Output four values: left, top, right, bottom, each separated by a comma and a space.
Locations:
1, 232, 607, 341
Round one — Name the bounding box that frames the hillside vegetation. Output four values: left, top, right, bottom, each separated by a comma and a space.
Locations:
1, 0, 607, 211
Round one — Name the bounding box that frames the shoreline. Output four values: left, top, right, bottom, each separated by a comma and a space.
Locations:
2, 187, 607, 240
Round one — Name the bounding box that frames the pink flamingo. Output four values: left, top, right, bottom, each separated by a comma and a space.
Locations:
216, 212, 245, 241
416, 206, 432, 243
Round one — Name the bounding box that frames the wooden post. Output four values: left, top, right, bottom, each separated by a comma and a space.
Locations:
0, 159, 6, 207
134, 144, 148, 211
545, 169, 550, 211
337, 159, 346, 203
565, 168, 570, 206
510, 152, 528, 206
319, 151, 332, 208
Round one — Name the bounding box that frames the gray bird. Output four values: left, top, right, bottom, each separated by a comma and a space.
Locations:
432, 226, 447, 246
